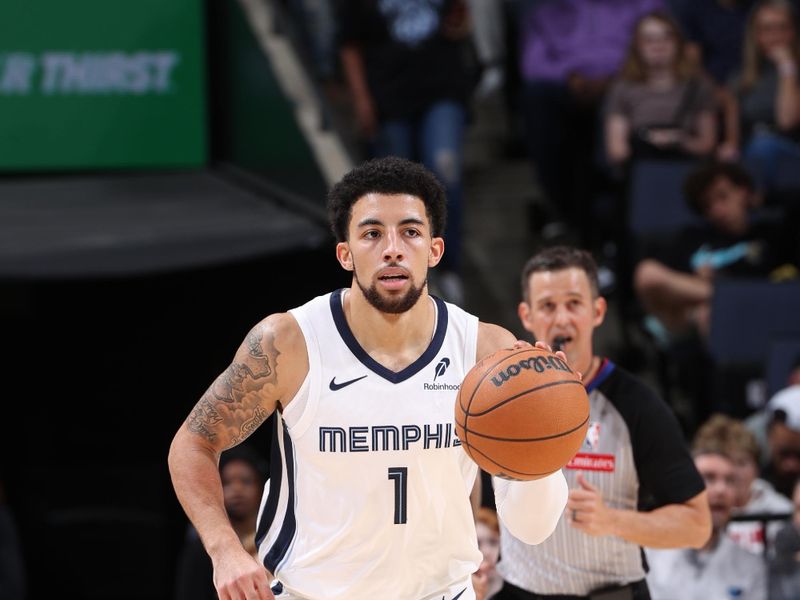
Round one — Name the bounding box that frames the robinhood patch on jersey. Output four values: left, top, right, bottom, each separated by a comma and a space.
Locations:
566, 453, 615, 471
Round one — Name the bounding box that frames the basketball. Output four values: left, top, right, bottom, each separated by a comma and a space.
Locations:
454, 346, 589, 481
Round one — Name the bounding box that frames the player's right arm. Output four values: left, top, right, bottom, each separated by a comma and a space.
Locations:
168, 313, 308, 600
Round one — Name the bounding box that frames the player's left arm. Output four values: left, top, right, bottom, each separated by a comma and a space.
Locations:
476, 323, 569, 545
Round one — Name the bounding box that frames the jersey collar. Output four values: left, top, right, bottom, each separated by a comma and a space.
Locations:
329, 288, 449, 384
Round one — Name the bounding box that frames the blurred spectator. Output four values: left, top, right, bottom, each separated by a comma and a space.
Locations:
337, 0, 475, 302
746, 357, 800, 459
286, 0, 339, 82
517, 0, 663, 241
633, 160, 798, 342
762, 388, 800, 498
693, 413, 793, 556
668, 0, 758, 160
732, 0, 800, 193
466, 0, 506, 100
668, 0, 757, 86
174, 444, 268, 600
604, 11, 718, 167
0, 480, 25, 600
472, 507, 502, 600
769, 477, 800, 600
646, 446, 768, 600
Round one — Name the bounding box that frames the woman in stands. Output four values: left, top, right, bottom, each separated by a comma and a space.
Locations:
732, 0, 800, 193
604, 11, 718, 166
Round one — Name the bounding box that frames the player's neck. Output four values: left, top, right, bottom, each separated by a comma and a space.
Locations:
343, 287, 436, 362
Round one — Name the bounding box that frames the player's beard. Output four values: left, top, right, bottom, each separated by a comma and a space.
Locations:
353, 267, 427, 314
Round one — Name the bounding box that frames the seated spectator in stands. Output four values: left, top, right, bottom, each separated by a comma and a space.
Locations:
633, 160, 799, 341
472, 507, 502, 600
605, 11, 718, 166
645, 445, 768, 600
668, 0, 756, 86
517, 0, 663, 241
175, 444, 268, 600
746, 356, 800, 460
731, 0, 800, 192
693, 413, 793, 556
762, 389, 800, 498
668, 0, 758, 161
770, 477, 800, 600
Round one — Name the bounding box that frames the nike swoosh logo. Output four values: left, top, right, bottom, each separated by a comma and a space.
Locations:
451, 588, 467, 600
329, 375, 368, 391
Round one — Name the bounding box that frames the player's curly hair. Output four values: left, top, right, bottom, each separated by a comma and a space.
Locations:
327, 156, 447, 242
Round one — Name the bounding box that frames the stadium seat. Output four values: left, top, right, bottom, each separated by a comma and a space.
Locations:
708, 280, 800, 366
627, 159, 703, 238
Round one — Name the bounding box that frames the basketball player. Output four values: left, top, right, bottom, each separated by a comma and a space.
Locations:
495, 246, 713, 600
168, 157, 569, 600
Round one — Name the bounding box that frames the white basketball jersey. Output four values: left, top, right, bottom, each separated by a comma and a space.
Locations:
256, 289, 482, 600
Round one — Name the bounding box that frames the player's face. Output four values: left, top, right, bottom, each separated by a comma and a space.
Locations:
695, 453, 737, 531
518, 267, 606, 374
336, 193, 444, 314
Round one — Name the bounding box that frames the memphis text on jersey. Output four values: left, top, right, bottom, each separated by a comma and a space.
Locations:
319, 423, 462, 453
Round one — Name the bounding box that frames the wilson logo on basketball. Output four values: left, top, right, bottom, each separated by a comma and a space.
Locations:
491, 355, 573, 387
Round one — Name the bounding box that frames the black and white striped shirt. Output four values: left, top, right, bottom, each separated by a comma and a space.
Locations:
498, 360, 705, 596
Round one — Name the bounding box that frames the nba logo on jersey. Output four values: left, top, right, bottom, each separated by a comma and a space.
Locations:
584, 422, 601, 450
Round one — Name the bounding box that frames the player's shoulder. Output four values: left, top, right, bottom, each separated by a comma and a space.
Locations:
475, 321, 516, 361
247, 312, 306, 360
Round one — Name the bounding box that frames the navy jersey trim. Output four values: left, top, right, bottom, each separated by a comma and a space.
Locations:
262, 419, 297, 572
585, 358, 615, 393
255, 416, 283, 548
329, 288, 449, 383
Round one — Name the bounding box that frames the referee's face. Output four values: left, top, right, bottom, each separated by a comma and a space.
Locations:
518, 267, 606, 377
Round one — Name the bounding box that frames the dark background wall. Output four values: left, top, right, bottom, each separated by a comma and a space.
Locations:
0, 0, 348, 596
2, 248, 348, 599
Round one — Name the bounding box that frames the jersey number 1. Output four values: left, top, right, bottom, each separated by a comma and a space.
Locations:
387, 467, 407, 524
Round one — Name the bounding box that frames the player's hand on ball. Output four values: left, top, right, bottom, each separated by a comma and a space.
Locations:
531, 340, 581, 381
566, 472, 614, 537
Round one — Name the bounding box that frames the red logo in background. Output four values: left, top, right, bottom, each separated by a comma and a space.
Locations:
566, 453, 615, 471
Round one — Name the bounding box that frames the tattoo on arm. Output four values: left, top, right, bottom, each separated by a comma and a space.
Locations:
186, 327, 279, 447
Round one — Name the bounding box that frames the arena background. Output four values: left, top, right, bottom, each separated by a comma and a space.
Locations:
4, 1, 799, 599
2, 1, 349, 598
